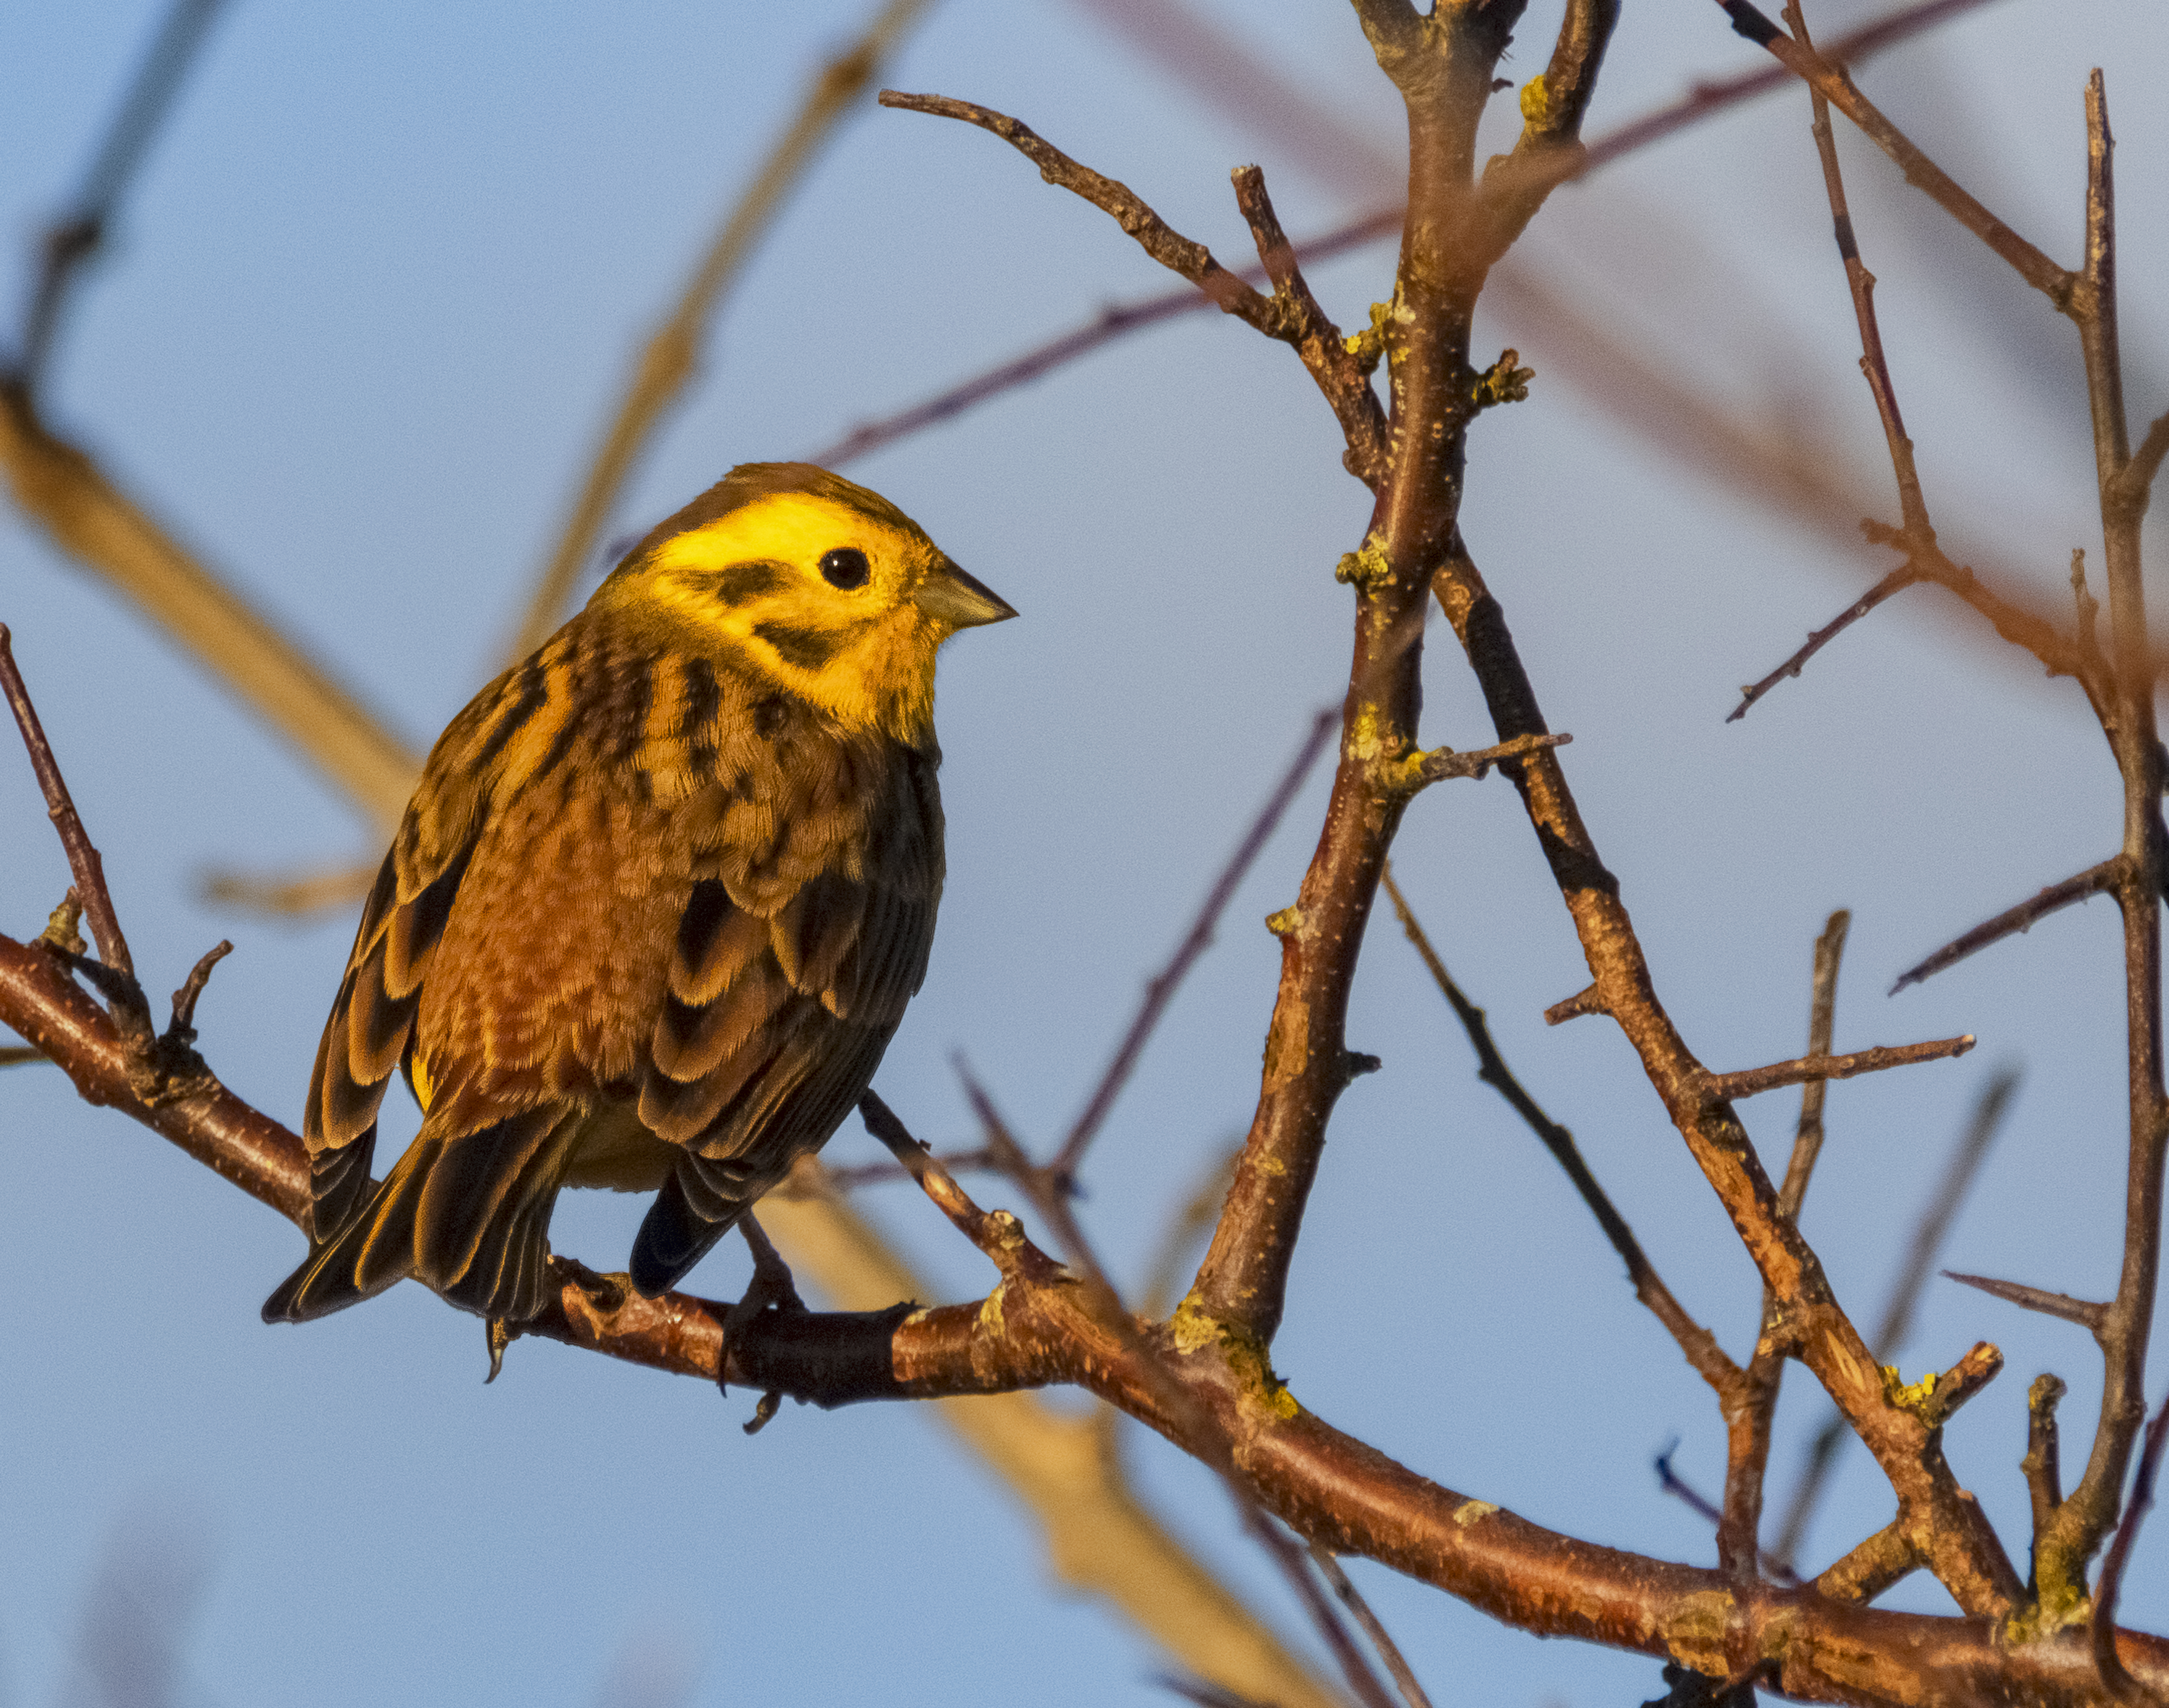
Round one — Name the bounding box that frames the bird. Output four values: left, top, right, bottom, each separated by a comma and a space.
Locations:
262, 462, 1013, 1327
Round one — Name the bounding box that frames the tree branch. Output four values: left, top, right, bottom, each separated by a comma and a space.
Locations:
1703, 1036, 1974, 1102
8, 920, 2165, 1702
1382, 868, 1741, 1397
2034, 70, 2169, 1608
1713, 0, 2073, 306
1890, 860, 2123, 995
1431, 532, 2022, 1615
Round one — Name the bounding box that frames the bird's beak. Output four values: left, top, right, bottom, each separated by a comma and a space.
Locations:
916, 558, 1017, 629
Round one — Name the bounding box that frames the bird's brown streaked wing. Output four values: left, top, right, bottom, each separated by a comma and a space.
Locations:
297, 646, 563, 1241
626, 742, 942, 1294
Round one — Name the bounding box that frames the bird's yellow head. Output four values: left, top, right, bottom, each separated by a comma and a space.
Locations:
592, 463, 1014, 743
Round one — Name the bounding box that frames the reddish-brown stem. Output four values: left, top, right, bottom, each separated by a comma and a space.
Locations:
0, 624, 137, 983
1714, 0, 2073, 305
1228, 166, 1389, 486
1728, 566, 1918, 723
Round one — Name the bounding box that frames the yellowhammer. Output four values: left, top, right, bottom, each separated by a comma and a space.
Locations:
263, 463, 1013, 1325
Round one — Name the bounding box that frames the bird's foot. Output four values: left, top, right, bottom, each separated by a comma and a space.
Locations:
484, 1315, 519, 1383
722, 1212, 806, 1434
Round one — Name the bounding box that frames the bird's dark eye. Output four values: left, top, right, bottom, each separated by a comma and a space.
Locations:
819, 547, 870, 590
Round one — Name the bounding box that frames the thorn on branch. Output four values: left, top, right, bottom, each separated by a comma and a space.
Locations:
1705, 1034, 1974, 1102
167, 939, 231, 1043
1942, 1270, 2109, 1332
1543, 983, 1605, 1026
1890, 860, 2123, 994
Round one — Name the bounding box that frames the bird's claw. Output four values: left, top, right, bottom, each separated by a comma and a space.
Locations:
721, 1213, 805, 1433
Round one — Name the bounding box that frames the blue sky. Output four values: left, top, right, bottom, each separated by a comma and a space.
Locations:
3, 3, 2166, 1705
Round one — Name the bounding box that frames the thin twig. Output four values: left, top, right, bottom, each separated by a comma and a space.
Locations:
1576, 0, 2004, 182
1382, 868, 1741, 1395
1784, 1, 1930, 540
1052, 708, 1336, 1185
2025, 1374, 2068, 1584
1727, 567, 1917, 723
1890, 860, 2123, 994
1228, 166, 1389, 484
947, 1068, 1404, 1708
1777, 909, 1851, 1220
1307, 1546, 1436, 1708
1706, 1035, 1973, 1101
815, 0, 1998, 481
809, 209, 1403, 469
879, 93, 1278, 326
2093, 1392, 2169, 1701
1942, 1271, 2109, 1332
504, 0, 936, 663
14, 0, 228, 390
856, 1090, 1028, 1271
1725, 907, 1850, 1580
0, 624, 137, 982
0, 1045, 45, 1067
1714, 0, 2072, 304
1770, 1071, 2018, 1567
1654, 1445, 1800, 1583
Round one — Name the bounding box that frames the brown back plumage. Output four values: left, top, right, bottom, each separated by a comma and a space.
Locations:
263, 606, 945, 1324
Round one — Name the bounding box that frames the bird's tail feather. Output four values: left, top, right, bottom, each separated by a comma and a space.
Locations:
262, 1108, 580, 1324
